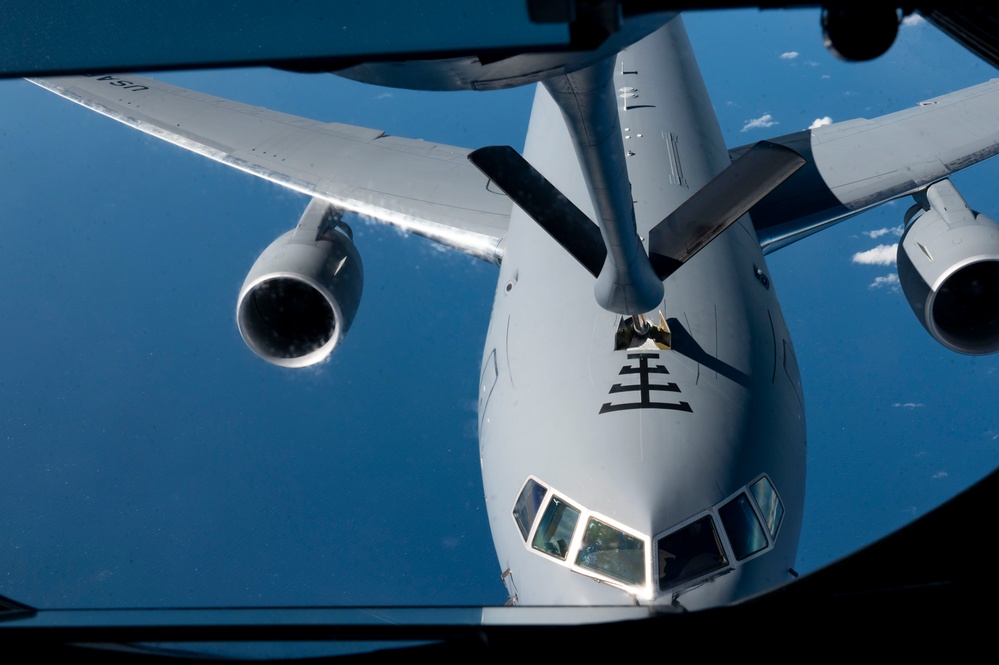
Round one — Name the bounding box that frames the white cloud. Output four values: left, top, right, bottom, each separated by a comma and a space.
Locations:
893, 402, 925, 408
821, 74, 831, 79
870, 273, 900, 291
809, 116, 833, 129
375, 91, 394, 99
780, 51, 799, 60
864, 225, 904, 239
902, 14, 926, 27
852, 243, 897, 265
932, 471, 948, 479
741, 114, 777, 132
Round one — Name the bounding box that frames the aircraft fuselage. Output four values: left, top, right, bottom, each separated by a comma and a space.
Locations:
478, 17, 806, 608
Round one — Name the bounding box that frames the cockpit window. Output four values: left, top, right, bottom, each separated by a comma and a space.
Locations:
513, 478, 547, 541
657, 515, 728, 590
517, 475, 785, 597
531, 496, 580, 560
575, 517, 646, 586
750, 476, 784, 540
719, 493, 768, 561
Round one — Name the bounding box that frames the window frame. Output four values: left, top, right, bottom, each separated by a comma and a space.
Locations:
510, 476, 653, 599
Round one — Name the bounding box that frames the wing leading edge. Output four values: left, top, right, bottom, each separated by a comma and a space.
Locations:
27, 74, 511, 264
738, 79, 999, 253
33, 74, 999, 263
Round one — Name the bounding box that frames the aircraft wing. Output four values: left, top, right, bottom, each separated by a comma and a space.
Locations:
738, 78, 999, 253
27, 75, 511, 263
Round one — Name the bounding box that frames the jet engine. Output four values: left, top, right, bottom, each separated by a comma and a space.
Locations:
897, 179, 999, 355
237, 200, 362, 368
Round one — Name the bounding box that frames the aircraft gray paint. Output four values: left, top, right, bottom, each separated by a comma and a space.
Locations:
29, 13, 999, 610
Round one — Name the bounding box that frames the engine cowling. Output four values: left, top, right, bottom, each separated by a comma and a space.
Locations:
237, 200, 362, 368
897, 179, 999, 355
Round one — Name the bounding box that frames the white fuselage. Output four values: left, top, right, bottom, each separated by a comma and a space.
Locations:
478, 17, 806, 609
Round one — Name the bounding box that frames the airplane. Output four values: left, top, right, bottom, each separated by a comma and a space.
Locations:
3, 3, 999, 75
17, 8, 999, 615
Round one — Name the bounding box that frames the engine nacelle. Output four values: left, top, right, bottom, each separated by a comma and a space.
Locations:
237, 200, 362, 368
898, 179, 999, 355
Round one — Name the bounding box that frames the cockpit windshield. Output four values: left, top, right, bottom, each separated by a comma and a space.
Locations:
718, 493, 768, 561
656, 516, 728, 590
575, 517, 646, 586
532, 496, 580, 560
512, 474, 788, 598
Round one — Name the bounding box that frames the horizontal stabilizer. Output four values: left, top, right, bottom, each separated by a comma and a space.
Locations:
649, 141, 805, 279
468, 145, 607, 277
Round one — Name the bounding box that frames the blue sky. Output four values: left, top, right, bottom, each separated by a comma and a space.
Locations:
1, 9, 997, 609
